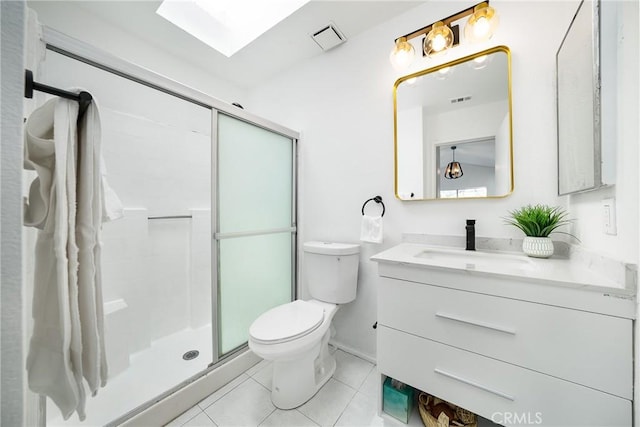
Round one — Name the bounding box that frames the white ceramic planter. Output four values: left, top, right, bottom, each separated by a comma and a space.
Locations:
522, 236, 554, 258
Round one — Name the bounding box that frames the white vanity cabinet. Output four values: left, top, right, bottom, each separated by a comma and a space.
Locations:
372, 244, 636, 427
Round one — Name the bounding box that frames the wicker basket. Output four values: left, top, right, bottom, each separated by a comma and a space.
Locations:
417, 393, 477, 427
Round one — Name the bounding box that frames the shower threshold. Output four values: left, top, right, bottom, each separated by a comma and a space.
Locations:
46, 324, 213, 427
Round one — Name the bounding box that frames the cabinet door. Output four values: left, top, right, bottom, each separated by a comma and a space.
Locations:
377, 326, 631, 427
378, 277, 632, 399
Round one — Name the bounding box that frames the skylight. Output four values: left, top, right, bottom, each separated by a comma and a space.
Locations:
156, 0, 310, 57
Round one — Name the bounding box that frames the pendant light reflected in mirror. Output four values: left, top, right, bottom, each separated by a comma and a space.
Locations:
444, 146, 464, 179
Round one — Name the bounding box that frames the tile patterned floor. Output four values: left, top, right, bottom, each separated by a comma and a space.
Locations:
165, 349, 415, 427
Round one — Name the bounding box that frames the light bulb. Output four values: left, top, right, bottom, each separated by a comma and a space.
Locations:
432, 34, 446, 52
464, 2, 499, 43
424, 22, 454, 57
389, 37, 415, 70
473, 16, 490, 38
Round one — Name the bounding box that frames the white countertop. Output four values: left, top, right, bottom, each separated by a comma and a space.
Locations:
371, 243, 636, 297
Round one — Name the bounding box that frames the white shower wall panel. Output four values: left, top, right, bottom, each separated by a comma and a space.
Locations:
39, 52, 214, 358
42, 51, 212, 217
102, 209, 211, 351
147, 219, 192, 341
189, 209, 212, 329
100, 108, 211, 217
101, 209, 152, 353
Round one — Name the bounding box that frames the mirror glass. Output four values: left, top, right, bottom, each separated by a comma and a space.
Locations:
394, 46, 513, 200
557, 0, 615, 195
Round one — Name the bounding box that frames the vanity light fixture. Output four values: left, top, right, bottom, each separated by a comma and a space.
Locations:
389, 1, 499, 69
464, 2, 499, 43
389, 37, 416, 70
444, 146, 464, 179
423, 21, 454, 57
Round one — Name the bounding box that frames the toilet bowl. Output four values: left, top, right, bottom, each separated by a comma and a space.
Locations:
249, 300, 338, 409
248, 241, 359, 409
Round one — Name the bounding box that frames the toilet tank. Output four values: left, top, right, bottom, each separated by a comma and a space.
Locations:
303, 242, 360, 304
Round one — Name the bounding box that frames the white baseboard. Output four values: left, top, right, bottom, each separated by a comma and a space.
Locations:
329, 339, 376, 365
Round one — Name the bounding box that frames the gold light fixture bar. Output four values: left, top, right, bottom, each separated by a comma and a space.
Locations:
389, 1, 498, 69
394, 1, 491, 43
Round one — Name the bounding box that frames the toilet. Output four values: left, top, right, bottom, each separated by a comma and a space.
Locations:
248, 241, 360, 409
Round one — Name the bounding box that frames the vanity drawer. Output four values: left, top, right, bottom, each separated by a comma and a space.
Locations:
378, 277, 632, 399
377, 326, 631, 427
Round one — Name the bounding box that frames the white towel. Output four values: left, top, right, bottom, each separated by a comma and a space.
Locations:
24, 98, 86, 420
76, 101, 110, 395
24, 95, 122, 420
360, 215, 383, 243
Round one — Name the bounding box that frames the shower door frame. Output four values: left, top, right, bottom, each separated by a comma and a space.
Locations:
38, 26, 299, 425
211, 111, 298, 360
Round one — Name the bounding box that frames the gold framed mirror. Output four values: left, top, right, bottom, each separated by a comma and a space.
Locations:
394, 45, 513, 200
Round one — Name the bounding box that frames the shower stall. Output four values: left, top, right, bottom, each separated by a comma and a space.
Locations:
27, 28, 298, 427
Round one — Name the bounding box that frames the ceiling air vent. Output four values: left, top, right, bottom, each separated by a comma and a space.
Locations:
311, 22, 346, 51
450, 95, 472, 104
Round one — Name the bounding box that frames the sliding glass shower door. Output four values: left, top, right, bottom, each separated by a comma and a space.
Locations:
33, 26, 299, 425
215, 113, 297, 357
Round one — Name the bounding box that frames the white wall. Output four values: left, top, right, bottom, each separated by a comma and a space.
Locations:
247, 0, 638, 359
424, 100, 507, 149
28, 1, 247, 106
1, 1, 25, 424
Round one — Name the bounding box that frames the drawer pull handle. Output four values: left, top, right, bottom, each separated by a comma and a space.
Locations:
434, 368, 515, 401
435, 312, 516, 335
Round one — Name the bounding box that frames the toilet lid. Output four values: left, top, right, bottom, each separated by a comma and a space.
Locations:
249, 300, 324, 344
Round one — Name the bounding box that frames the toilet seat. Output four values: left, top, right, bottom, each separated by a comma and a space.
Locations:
249, 300, 324, 345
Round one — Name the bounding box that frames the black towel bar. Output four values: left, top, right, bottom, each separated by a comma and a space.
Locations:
24, 69, 93, 117
361, 196, 385, 217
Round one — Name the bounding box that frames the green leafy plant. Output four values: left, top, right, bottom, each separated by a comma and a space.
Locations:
504, 204, 574, 238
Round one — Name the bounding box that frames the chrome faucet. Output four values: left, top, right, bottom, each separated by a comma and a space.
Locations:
465, 219, 476, 251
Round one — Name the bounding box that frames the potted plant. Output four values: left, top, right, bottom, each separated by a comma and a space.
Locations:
504, 204, 574, 258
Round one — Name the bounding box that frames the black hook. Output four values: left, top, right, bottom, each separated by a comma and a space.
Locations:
361, 195, 385, 217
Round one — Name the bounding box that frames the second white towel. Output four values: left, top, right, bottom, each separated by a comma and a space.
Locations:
360, 215, 383, 243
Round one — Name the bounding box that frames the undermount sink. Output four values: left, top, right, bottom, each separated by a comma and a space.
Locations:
414, 247, 537, 270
